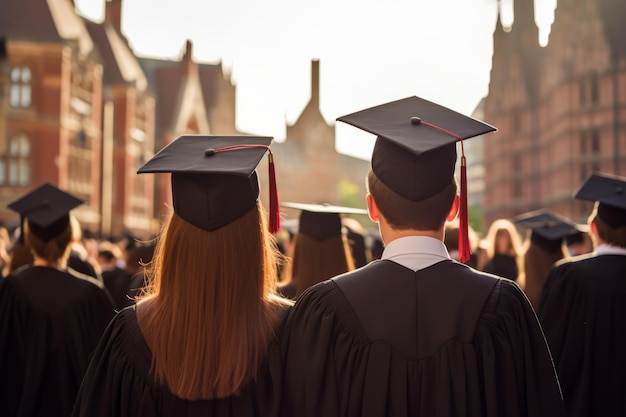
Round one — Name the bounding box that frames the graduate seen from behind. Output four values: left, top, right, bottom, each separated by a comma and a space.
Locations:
538, 172, 626, 417
278, 202, 368, 300
72, 136, 292, 416
280, 96, 566, 417
0, 184, 116, 417
513, 209, 580, 309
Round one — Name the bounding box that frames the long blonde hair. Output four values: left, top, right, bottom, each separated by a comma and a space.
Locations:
137, 203, 289, 400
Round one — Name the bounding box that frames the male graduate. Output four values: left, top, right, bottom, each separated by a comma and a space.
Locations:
280, 96, 565, 417
538, 172, 626, 417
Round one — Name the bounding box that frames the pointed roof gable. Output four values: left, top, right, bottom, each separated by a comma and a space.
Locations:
140, 42, 227, 138
85, 20, 148, 91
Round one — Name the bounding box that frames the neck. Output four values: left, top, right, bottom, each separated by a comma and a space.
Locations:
33, 257, 66, 270
379, 216, 444, 246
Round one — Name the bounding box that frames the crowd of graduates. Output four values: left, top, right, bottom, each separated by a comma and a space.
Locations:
0, 96, 624, 417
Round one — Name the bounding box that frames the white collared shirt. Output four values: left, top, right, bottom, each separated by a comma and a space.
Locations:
381, 236, 451, 272
594, 243, 626, 257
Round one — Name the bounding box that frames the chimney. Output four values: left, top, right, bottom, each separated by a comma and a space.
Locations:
182, 39, 197, 76
105, 0, 122, 33
311, 59, 320, 107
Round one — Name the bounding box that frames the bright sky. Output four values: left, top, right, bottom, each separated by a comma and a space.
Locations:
75, 0, 556, 160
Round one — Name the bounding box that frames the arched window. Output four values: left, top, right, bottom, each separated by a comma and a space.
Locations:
8, 135, 31, 186
10, 67, 32, 108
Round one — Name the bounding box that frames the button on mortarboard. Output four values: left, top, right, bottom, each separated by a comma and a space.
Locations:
514, 209, 579, 252
138, 135, 276, 232
281, 202, 368, 241
7, 183, 84, 242
575, 172, 626, 228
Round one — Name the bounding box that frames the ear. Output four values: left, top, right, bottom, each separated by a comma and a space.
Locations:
589, 218, 597, 235
366, 194, 380, 223
446, 194, 460, 222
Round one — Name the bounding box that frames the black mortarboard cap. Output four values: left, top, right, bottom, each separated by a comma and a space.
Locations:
575, 172, 626, 228
281, 202, 368, 241
337, 96, 496, 201
514, 209, 579, 252
138, 135, 279, 232
337, 96, 496, 262
7, 183, 83, 242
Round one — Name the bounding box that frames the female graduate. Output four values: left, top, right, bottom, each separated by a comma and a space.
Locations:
72, 135, 291, 416
278, 202, 367, 299
0, 184, 115, 416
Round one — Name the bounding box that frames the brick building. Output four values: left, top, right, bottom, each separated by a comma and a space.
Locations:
85, 0, 155, 238
482, 0, 626, 226
0, 0, 370, 238
0, 0, 104, 231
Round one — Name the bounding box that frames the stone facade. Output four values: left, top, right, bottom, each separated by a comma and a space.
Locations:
482, 0, 626, 226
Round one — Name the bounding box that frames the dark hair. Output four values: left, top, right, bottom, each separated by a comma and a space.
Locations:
367, 170, 456, 231
592, 212, 626, 248
26, 222, 73, 265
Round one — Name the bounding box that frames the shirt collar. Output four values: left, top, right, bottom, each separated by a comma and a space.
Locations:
381, 235, 451, 271
595, 243, 626, 257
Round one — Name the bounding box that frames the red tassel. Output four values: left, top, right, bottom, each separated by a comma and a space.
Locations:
458, 155, 471, 263
267, 153, 280, 234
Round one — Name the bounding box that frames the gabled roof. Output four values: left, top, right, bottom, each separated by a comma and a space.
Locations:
85, 19, 147, 91
0, 0, 93, 56
140, 55, 224, 138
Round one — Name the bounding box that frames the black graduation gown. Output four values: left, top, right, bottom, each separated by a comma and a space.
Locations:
280, 259, 565, 417
538, 254, 626, 417
102, 266, 134, 310
482, 253, 518, 281
72, 307, 284, 417
0, 266, 116, 417
68, 251, 102, 282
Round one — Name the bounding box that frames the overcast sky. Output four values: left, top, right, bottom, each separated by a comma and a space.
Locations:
75, 0, 556, 159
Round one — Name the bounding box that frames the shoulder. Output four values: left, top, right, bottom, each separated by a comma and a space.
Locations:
544, 253, 602, 288
286, 278, 366, 339
100, 307, 153, 373
67, 267, 107, 290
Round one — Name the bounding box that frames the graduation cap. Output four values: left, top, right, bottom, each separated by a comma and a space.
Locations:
281, 202, 368, 241
514, 209, 579, 252
138, 135, 279, 233
337, 96, 496, 262
7, 183, 83, 242
575, 172, 626, 228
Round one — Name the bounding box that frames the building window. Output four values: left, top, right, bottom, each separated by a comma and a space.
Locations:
512, 154, 522, 198
579, 131, 587, 154
8, 135, 31, 186
10, 67, 32, 108
590, 74, 599, 104
579, 79, 586, 106
590, 129, 600, 155
0, 160, 5, 185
